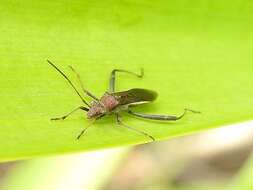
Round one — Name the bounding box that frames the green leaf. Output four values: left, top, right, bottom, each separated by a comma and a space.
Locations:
1, 0, 253, 161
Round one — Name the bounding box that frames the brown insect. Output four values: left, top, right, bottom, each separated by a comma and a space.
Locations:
48, 60, 200, 141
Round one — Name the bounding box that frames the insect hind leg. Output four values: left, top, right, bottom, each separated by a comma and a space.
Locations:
127, 108, 201, 121
115, 114, 155, 142
109, 68, 144, 93
176, 108, 201, 120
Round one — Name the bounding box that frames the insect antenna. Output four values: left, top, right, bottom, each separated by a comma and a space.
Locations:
47, 60, 90, 107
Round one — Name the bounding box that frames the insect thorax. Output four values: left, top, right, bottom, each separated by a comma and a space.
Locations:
100, 93, 119, 111
87, 93, 119, 119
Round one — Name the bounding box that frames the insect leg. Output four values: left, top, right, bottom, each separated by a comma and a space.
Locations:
68, 66, 99, 101
115, 114, 155, 141
76, 114, 104, 140
109, 68, 144, 93
76, 124, 92, 140
127, 109, 201, 121
51, 106, 89, 121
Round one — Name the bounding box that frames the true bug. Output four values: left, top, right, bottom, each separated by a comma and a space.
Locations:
48, 60, 200, 141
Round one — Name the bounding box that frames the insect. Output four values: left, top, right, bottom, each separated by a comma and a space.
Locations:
48, 60, 200, 141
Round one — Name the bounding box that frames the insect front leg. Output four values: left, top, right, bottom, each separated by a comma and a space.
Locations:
51, 106, 89, 121
127, 108, 201, 121
76, 114, 105, 140
115, 114, 155, 142
76, 123, 92, 140
109, 69, 144, 93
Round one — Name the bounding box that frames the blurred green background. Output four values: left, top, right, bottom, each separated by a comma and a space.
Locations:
0, 0, 253, 189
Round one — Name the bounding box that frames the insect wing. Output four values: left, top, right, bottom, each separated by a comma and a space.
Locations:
113, 88, 158, 106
